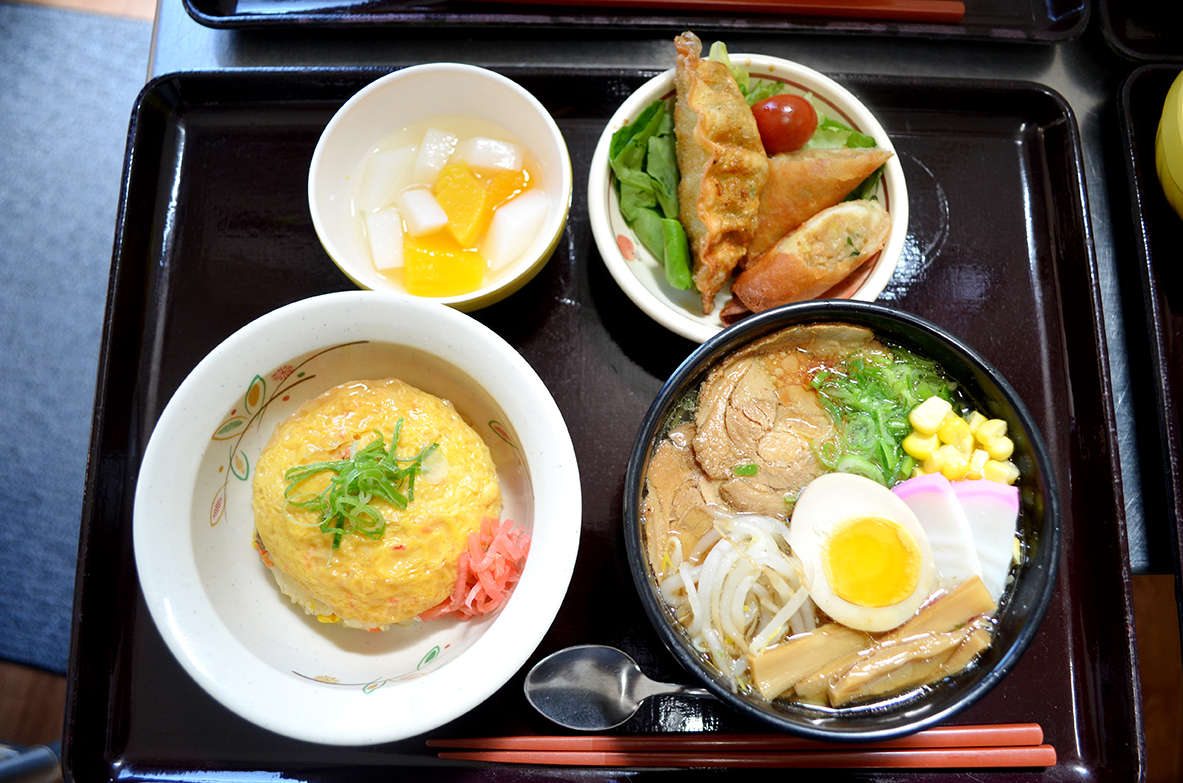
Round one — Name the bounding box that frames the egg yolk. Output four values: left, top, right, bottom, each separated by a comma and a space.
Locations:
822, 515, 921, 608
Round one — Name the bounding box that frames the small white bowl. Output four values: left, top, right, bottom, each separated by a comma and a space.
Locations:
132, 291, 581, 745
309, 64, 573, 312
588, 53, 909, 344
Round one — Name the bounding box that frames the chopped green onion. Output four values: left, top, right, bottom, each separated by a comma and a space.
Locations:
283, 419, 438, 550
811, 346, 955, 487
835, 455, 886, 486
733, 463, 759, 477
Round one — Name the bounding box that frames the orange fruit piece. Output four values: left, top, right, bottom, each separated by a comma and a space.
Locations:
486, 168, 529, 208
403, 231, 486, 297
434, 162, 491, 247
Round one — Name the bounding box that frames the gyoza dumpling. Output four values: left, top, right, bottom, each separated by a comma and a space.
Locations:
674, 31, 769, 314
748, 147, 894, 260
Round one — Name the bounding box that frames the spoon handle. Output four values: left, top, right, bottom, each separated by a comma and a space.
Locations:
634, 680, 715, 700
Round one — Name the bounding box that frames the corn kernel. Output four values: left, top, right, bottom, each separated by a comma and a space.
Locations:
922, 449, 948, 476
909, 396, 953, 435
937, 444, 970, 480
966, 410, 988, 434
938, 414, 974, 455
983, 459, 1020, 485
966, 448, 990, 479
974, 418, 1008, 447
903, 431, 939, 461
911, 465, 926, 479
986, 435, 1014, 461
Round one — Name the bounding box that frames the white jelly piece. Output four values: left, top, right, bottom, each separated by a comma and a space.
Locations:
411, 127, 458, 188
396, 188, 448, 237
357, 146, 417, 213
453, 136, 524, 174
482, 190, 549, 270
365, 207, 404, 270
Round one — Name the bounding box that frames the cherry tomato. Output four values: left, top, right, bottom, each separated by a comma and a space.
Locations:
751, 94, 818, 155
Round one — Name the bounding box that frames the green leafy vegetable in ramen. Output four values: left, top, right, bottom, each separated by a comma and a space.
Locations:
810, 346, 957, 487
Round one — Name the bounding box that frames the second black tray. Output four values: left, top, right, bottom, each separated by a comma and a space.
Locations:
181, 0, 1088, 41
1116, 65, 1183, 636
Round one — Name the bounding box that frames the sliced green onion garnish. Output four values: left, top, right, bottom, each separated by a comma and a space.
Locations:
810, 347, 955, 487
283, 419, 438, 551
732, 463, 759, 477
835, 455, 886, 486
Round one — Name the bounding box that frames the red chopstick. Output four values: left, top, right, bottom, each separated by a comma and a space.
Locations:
437, 746, 1055, 768
430, 724, 1056, 768
428, 723, 1043, 752
461, 0, 966, 23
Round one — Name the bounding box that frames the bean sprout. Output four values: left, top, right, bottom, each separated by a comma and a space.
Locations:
658, 510, 815, 692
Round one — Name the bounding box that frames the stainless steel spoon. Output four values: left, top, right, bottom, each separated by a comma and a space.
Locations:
523, 644, 714, 731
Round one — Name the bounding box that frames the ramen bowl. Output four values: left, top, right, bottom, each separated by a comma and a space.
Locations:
133, 291, 581, 745
623, 300, 1058, 741
589, 51, 908, 344
309, 63, 573, 312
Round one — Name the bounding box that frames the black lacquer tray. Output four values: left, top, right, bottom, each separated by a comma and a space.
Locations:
64, 68, 1140, 781
1116, 65, 1183, 630
1099, 0, 1183, 62
179, 0, 1087, 41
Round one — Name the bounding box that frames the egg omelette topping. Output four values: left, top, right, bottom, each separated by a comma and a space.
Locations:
252, 378, 501, 629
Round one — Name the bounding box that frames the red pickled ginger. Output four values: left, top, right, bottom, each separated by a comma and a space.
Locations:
419, 517, 531, 621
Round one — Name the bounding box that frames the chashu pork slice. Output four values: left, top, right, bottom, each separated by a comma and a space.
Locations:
642, 423, 722, 579
690, 324, 883, 518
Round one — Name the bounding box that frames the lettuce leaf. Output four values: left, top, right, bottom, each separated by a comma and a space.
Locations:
709, 40, 787, 107
662, 217, 692, 290
609, 97, 687, 270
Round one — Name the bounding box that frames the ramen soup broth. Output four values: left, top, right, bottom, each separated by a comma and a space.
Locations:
640, 323, 1027, 710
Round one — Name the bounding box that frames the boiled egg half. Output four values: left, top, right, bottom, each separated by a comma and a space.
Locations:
790, 473, 936, 633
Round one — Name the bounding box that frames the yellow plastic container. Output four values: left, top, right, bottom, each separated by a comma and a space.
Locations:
1155, 70, 1183, 219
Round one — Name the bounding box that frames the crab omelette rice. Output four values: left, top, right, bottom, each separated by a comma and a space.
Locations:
251, 377, 502, 630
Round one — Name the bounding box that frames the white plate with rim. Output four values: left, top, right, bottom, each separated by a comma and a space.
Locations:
588, 53, 909, 344
133, 290, 581, 745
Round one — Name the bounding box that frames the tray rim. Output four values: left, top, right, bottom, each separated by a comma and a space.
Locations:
1117, 64, 1183, 594
63, 64, 1140, 782
176, 0, 1090, 42
1098, 0, 1183, 64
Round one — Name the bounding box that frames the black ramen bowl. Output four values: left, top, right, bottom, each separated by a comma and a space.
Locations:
623, 300, 1060, 742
